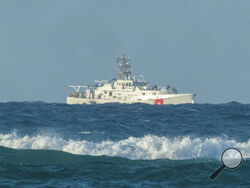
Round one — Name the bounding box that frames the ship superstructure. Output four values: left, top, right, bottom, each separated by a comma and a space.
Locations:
67, 54, 195, 105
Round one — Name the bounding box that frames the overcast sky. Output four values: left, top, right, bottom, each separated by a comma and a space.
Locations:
0, 0, 249, 103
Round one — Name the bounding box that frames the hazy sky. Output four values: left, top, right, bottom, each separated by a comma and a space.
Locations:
0, 0, 249, 103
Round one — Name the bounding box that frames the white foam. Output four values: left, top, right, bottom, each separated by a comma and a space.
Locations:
79, 131, 91, 134
0, 132, 249, 160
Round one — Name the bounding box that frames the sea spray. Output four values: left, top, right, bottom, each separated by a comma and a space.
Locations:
0, 132, 249, 160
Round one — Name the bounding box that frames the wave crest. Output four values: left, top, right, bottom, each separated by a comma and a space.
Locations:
0, 132, 249, 160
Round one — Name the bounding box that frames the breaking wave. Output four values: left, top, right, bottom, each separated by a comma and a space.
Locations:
0, 132, 249, 160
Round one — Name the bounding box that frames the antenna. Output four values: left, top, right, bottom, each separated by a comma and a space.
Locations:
116, 54, 132, 80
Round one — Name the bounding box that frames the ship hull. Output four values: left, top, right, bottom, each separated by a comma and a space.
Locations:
66, 94, 195, 105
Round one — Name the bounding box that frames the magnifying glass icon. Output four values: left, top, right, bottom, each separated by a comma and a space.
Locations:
210, 148, 243, 180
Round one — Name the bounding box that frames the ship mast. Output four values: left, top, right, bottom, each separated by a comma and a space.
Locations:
117, 54, 132, 80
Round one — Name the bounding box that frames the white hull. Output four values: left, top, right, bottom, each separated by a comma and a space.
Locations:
67, 93, 195, 105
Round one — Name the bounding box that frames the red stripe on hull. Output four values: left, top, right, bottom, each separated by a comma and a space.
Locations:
155, 99, 164, 105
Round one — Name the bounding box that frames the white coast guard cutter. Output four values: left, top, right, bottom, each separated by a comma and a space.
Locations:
67, 54, 195, 105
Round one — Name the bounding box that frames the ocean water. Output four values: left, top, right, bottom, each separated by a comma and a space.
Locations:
0, 102, 249, 187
